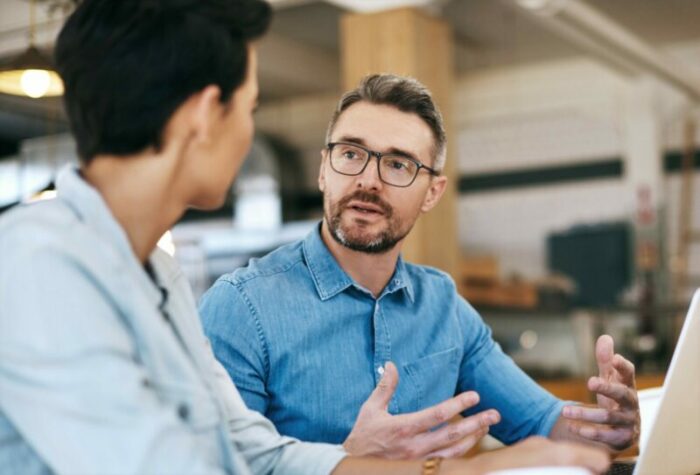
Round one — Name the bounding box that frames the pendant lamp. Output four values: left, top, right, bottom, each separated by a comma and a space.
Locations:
0, 0, 63, 98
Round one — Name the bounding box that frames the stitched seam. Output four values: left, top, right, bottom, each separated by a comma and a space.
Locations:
222, 279, 271, 379
303, 237, 327, 299
224, 255, 305, 286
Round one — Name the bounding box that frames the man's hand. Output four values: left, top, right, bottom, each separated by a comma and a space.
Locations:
558, 335, 641, 451
343, 361, 500, 459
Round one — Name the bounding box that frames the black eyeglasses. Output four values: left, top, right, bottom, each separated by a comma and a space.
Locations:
326, 142, 439, 188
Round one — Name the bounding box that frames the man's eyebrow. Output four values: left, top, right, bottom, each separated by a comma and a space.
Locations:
335, 135, 367, 146
334, 136, 419, 161
385, 147, 418, 161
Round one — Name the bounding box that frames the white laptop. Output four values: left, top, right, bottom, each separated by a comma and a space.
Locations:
631, 288, 700, 475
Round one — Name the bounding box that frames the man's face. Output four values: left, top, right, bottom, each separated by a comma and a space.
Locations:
319, 101, 446, 254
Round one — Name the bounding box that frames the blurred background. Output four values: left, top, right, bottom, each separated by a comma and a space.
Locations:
1, 0, 699, 398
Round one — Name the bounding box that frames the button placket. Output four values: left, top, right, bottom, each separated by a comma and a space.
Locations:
371, 299, 396, 413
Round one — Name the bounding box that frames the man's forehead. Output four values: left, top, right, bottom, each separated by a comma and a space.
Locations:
331, 102, 434, 155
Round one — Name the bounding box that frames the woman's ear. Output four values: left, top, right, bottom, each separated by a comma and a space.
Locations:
160, 84, 223, 155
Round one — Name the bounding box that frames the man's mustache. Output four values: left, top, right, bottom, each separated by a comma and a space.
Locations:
336, 190, 393, 217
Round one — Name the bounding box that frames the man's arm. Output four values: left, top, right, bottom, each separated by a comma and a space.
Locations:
455, 298, 566, 443
209, 352, 348, 475
200, 277, 271, 413
550, 335, 641, 452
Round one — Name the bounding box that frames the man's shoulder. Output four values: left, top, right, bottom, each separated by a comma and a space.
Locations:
402, 262, 481, 318
403, 261, 457, 291
218, 239, 306, 287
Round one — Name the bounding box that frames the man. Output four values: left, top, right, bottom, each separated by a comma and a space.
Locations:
200, 74, 641, 457
0, 1, 609, 474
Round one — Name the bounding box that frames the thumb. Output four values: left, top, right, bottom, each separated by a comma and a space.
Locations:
596, 334, 615, 379
364, 361, 399, 411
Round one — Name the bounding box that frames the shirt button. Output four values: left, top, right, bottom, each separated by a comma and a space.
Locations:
177, 403, 190, 421
377, 366, 385, 376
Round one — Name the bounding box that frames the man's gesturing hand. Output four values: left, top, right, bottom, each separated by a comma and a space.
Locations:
343, 361, 500, 459
561, 335, 641, 451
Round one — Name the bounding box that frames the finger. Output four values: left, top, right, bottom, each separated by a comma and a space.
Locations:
612, 354, 636, 387
596, 335, 615, 380
398, 391, 481, 433
588, 377, 638, 408
364, 361, 399, 410
562, 405, 637, 426
414, 409, 500, 455
567, 420, 637, 451
426, 426, 490, 459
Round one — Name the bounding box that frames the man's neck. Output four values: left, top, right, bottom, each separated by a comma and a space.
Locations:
320, 221, 401, 298
81, 151, 187, 264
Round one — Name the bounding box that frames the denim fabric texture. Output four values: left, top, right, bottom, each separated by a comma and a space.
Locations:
200, 224, 565, 445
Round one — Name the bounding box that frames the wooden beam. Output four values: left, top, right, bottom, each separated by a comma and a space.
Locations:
257, 32, 340, 98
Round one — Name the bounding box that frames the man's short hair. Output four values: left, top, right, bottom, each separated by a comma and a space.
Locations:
325, 74, 447, 172
55, 0, 271, 163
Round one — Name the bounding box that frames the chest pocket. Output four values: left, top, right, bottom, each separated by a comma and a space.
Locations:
402, 346, 461, 412
149, 378, 222, 433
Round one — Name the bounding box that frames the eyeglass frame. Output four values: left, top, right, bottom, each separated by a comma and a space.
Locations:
325, 141, 440, 188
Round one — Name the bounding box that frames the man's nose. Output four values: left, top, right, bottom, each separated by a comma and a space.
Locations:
356, 155, 383, 191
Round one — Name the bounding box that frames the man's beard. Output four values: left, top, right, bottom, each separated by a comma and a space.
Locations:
325, 190, 411, 254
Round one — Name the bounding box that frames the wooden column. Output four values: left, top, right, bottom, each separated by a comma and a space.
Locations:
340, 7, 459, 279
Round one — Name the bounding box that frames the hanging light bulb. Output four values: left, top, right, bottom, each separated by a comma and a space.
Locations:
0, 0, 64, 98
21, 69, 50, 98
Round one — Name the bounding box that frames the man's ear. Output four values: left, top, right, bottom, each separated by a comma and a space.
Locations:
420, 175, 448, 213
318, 149, 327, 192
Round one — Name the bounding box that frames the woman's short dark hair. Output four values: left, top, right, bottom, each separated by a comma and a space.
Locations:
55, 0, 271, 163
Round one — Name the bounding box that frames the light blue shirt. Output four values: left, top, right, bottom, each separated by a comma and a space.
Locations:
0, 167, 346, 475
200, 225, 565, 445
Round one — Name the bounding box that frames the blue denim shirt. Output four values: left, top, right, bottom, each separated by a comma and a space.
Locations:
0, 168, 345, 475
200, 225, 565, 445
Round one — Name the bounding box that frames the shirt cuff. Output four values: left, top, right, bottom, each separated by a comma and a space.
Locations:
541, 399, 569, 436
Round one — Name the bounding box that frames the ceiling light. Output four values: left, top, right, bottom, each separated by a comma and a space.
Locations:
0, 0, 64, 99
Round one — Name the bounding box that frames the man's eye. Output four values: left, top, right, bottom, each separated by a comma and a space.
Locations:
343, 151, 358, 159
388, 159, 407, 170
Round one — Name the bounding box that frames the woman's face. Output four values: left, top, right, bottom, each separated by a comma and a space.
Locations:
187, 45, 259, 210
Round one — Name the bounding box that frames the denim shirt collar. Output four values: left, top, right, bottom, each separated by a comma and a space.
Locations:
302, 223, 415, 303
55, 165, 164, 308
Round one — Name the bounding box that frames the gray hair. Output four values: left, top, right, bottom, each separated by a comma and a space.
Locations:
325, 74, 447, 172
